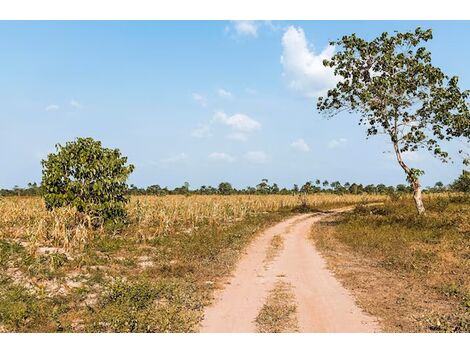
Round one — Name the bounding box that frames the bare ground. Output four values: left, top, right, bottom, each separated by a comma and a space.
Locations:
199, 209, 380, 333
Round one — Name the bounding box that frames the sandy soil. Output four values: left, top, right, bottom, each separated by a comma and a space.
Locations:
199, 209, 380, 333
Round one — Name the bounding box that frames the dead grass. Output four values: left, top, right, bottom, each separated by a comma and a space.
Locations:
264, 234, 284, 268
0, 194, 384, 332
255, 280, 298, 333
311, 194, 470, 332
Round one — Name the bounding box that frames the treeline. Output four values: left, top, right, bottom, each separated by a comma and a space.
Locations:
4, 172, 468, 197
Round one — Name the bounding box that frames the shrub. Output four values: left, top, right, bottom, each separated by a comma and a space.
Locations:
41, 137, 134, 225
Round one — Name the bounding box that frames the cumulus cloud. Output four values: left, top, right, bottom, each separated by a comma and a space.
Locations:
214, 111, 261, 133
244, 151, 269, 164
70, 99, 82, 108
217, 88, 233, 98
45, 104, 59, 111
281, 26, 339, 98
328, 138, 347, 149
192, 93, 207, 107
208, 152, 235, 162
291, 138, 310, 152
232, 21, 258, 37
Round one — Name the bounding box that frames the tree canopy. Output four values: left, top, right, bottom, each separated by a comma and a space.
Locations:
317, 27, 470, 213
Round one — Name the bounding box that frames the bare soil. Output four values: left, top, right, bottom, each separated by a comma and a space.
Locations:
199, 209, 380, 332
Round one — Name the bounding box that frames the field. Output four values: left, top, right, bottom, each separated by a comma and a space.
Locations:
0, 193, 383, 332
312, 194, 470, 332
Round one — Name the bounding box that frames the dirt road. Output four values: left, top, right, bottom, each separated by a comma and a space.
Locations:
199, 209, 380, 333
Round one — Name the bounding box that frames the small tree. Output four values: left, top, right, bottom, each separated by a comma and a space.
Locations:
451, 170, 470, 192
218, 182, 234, 195
317, 28, 470, 214
41, 137, 134, 224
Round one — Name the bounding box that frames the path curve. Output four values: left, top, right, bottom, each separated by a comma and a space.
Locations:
199, 208, 380, 333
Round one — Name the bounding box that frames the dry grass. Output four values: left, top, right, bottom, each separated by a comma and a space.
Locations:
0, 193, 384, 332
312, 194, 470, 332
255, 280, 298, 333
264, 234, 284, 267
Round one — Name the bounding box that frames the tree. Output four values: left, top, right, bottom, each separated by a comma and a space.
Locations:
317, 28, 470, 214
451, 170, 470, 192
218, 182, 233, 195
256, 179, 270, 194
41, 137, 134, 224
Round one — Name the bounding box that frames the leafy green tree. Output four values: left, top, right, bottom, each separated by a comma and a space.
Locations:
256, 179, 270, 194
270, 183, 280, 194
41, 137, 134, 224
218, 182, 234, 195
451, 170, 470, 192
317, 28, 470, 214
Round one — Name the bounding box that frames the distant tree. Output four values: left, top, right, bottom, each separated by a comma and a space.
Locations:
451, 170, 470, 192
322, 180, 329, 188
317, 28, 470, 214
315, 179, 321, 186
256, 179, 270, 194
41, 137, 134, 224
396, 184, 411, 193
293, 184, 299, 193
270, 183, 280, 194
300, 181, 314, 194
218, 182, 233, 195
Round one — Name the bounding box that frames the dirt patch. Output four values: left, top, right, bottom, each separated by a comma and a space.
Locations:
200, 209, 379, 332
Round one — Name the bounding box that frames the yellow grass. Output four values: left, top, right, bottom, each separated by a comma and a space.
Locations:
0, 194, 386, 252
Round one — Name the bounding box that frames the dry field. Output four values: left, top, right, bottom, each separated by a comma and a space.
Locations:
311, 194, 470, 332
0, 193, 383, 332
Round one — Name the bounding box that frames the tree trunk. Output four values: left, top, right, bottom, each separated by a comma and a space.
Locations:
392, 141, 426, 215
411, 180, 425, 215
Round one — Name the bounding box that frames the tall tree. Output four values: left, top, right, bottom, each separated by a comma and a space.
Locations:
317, 28, 470, 214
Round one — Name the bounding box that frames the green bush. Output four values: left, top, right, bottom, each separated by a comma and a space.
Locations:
41, 137, 134, 225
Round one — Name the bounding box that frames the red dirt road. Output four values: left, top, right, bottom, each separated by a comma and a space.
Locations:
199, 209, 380, 333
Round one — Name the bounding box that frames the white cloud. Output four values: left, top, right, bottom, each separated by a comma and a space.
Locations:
244, 151, 269, 164
191, 124, 212, 138
160, 153, 188, 164
192, 93, 207, 107
328, 138, 347, 149
281, 26, 339, 98
208, 152, 235, 162
214, 111, 261, 133
217, 88, 233, 98
45, 104, 59, 111
232, 21, 258, 37
70, 99, 82, 108
291, 138, 310, 152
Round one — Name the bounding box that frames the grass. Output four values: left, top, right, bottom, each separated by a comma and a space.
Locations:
264, 234, 284, 267
312, 194, 470, 332
0, 194, 383, 332
255, 280, 298, 333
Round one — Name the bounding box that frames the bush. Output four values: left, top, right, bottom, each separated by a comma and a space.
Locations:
451, 170, 470, 192
41, 137, 134, 225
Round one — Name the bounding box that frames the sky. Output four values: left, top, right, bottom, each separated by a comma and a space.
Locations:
1, 20, 469, 189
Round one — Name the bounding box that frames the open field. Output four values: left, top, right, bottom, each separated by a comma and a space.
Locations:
0, 194, 384, 332
311, 194, 470, 332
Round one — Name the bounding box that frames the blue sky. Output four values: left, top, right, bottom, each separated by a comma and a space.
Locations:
1, 21, 469, 189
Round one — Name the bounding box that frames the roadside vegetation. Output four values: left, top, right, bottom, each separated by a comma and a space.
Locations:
312, 193, 470, 332
255, 280, 298, 333
0, 193, 382, 332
